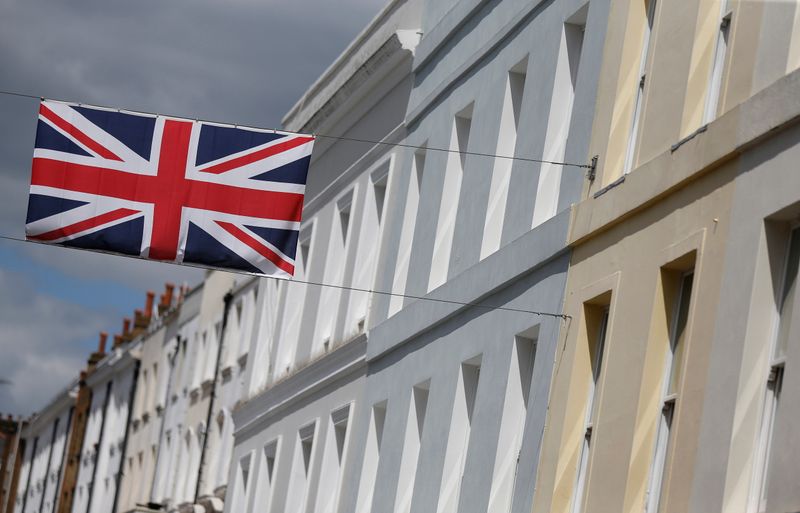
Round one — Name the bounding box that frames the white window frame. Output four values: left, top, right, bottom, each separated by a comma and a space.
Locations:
645, 271, 694, 513
748, 225, 799, 513
622, 0, 658, 176
702, 3, 732, 124
570, 308, 609, 513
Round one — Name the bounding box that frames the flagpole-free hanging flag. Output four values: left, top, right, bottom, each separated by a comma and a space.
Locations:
25, 100, 314, 277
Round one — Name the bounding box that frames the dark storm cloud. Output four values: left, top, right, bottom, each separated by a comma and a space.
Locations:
0, 0, 386, 414
0, 0, 384, 125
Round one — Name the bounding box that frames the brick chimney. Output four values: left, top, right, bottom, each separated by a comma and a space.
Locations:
158, 283, 175, 314
164, 283, 175, 306
114, 318, 129, 347
134, 307, 147, 330
88, 332, 108, 366
145, 291, 155, 318
97, 332, 107, 354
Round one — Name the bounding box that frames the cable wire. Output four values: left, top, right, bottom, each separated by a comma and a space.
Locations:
0, 233, 569, 319
0, 89, 594, 169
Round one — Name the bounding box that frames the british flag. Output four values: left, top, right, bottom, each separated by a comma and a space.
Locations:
25, 100, 314, 277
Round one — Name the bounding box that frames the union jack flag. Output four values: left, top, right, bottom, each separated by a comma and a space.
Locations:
25, 100, 314, 277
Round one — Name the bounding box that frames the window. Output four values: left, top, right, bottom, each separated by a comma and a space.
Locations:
315, 190, 356, 348
390, 147, 426, 316
436, 356, 481, 513
488, 329, 538, 512
749, 227, 799, 513
230, 453, 252, 513
346, 161, 392, 335
354, 401, 387, 513
702, 3, 731, 124
299, 236, 312, 277
393, 380, 430, 513
285, 422, 317, 513
254, 440, 279, 513
429, 105, 473, 292
275, 224, 314, 377
314, 405, 351, 513
622, 0, 658, 175
645, 270, 694, 513
336, 194, 353, 245
532, 5, 586, 227
571, 302, 610, 513
481, 60, 526, 259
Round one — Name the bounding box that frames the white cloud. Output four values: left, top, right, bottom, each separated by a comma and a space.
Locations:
22, 242, 205, 294
0, 269, 108, 415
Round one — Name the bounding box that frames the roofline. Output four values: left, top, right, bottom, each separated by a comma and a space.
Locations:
281, 0, 408, 126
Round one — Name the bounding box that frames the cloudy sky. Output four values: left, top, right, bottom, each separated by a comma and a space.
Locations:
0, 0, 386, 415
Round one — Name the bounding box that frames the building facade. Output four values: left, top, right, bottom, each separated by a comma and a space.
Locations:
0, 414, 25, 513
70, 334, 138, 513
148, 283, 203, 512
532, 2, 800, 513
117, 285, 178, 513
14, 386, 74, 513
226, 1, 610, 513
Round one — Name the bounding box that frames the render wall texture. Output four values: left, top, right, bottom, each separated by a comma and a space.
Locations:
690, 74, 800, 513
226, 1, 610, 513
533, 0, 800, 512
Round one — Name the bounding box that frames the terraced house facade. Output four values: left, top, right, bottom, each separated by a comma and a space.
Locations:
7, 1, 800, 513
533, 2, 800, 513
225, 0, 608, 512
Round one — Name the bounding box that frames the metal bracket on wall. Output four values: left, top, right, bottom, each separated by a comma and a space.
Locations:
587, 155, 599, 182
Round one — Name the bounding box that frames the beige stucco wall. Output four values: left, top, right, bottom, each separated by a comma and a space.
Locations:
533, 156, 735, 513
533, 1, 800, 512
587, 0, 800, 191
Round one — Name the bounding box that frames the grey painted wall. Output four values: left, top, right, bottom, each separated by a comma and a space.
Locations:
227, 0, 612, 512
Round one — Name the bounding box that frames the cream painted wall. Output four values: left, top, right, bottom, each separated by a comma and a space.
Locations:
586, 0, 800, 193
534, 159, 735, 513
535, 0, 800, 510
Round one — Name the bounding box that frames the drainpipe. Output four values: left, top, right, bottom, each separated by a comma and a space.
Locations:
149, 337, 180, 503
85, 380, 113, 513
194, 291, 233, 506
4, 419, 23, 513
20, 436, 37, 513
110, 360, 140, 513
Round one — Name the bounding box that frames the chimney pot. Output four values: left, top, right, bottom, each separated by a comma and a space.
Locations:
145, 291, 155, 317
163, 283, 175, 307
123, 318, 131, 335
98, 332, 108, 353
